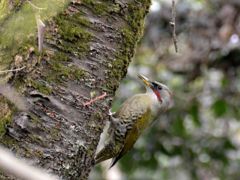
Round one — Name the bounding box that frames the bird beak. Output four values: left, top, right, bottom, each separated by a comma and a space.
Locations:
138, 74, 152, 88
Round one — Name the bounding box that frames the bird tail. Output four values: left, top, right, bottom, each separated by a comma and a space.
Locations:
109, 156, 120, 168
109, 146, 126, 168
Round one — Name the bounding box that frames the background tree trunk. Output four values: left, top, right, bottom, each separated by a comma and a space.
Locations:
0, 0, 151, 179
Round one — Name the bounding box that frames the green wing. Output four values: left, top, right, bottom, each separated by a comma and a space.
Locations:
110, 94, 152, 167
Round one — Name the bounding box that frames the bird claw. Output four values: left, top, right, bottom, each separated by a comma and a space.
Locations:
108, 109, 116, 116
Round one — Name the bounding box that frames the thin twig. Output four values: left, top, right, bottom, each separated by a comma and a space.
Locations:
0, 66, 26, 74
170, 0, 178, 53
27, 0, 46, 10
36, 15, 46, 52
83, 92, 107, 106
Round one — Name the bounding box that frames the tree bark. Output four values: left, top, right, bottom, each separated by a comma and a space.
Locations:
0, 0, 151, 179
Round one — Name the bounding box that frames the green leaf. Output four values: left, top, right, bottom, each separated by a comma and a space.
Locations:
190, 103, 201, 126
171, 117, 186, 136
211, 99, 227, 117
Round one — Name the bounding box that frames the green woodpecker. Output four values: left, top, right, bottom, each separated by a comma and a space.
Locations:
95, 74, 173, 167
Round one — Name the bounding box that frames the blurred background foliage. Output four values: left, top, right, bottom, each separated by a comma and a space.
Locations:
91, 0, 240, 179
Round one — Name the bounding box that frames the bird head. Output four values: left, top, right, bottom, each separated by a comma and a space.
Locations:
138, 74, 173, 109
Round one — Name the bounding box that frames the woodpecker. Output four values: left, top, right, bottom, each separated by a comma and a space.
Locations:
95, 74, 173, 168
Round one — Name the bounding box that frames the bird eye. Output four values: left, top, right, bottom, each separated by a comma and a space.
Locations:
158, 86, 162, 90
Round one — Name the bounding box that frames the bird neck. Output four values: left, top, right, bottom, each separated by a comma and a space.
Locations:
146, 88, 172, 113
146, 89, 160, 114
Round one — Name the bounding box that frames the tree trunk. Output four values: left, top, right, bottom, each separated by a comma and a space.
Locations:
0, 0, 151, 179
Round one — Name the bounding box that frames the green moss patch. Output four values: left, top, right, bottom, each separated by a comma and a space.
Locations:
43, 51, 85, 84
0, 96, 15, 137
0, 0, 69, 63
46, 62, 85, 83
81, 0, 118, 15
55, 14, 92, 57
29, 79, 53, 95
106, 1, 151, 91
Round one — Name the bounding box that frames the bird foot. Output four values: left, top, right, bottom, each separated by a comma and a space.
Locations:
108, 109, 116, 116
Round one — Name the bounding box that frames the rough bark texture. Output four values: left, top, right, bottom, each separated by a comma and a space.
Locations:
0, 0, 151, 179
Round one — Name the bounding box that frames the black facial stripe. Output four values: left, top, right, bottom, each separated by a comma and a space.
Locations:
152, 82, 162, 90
